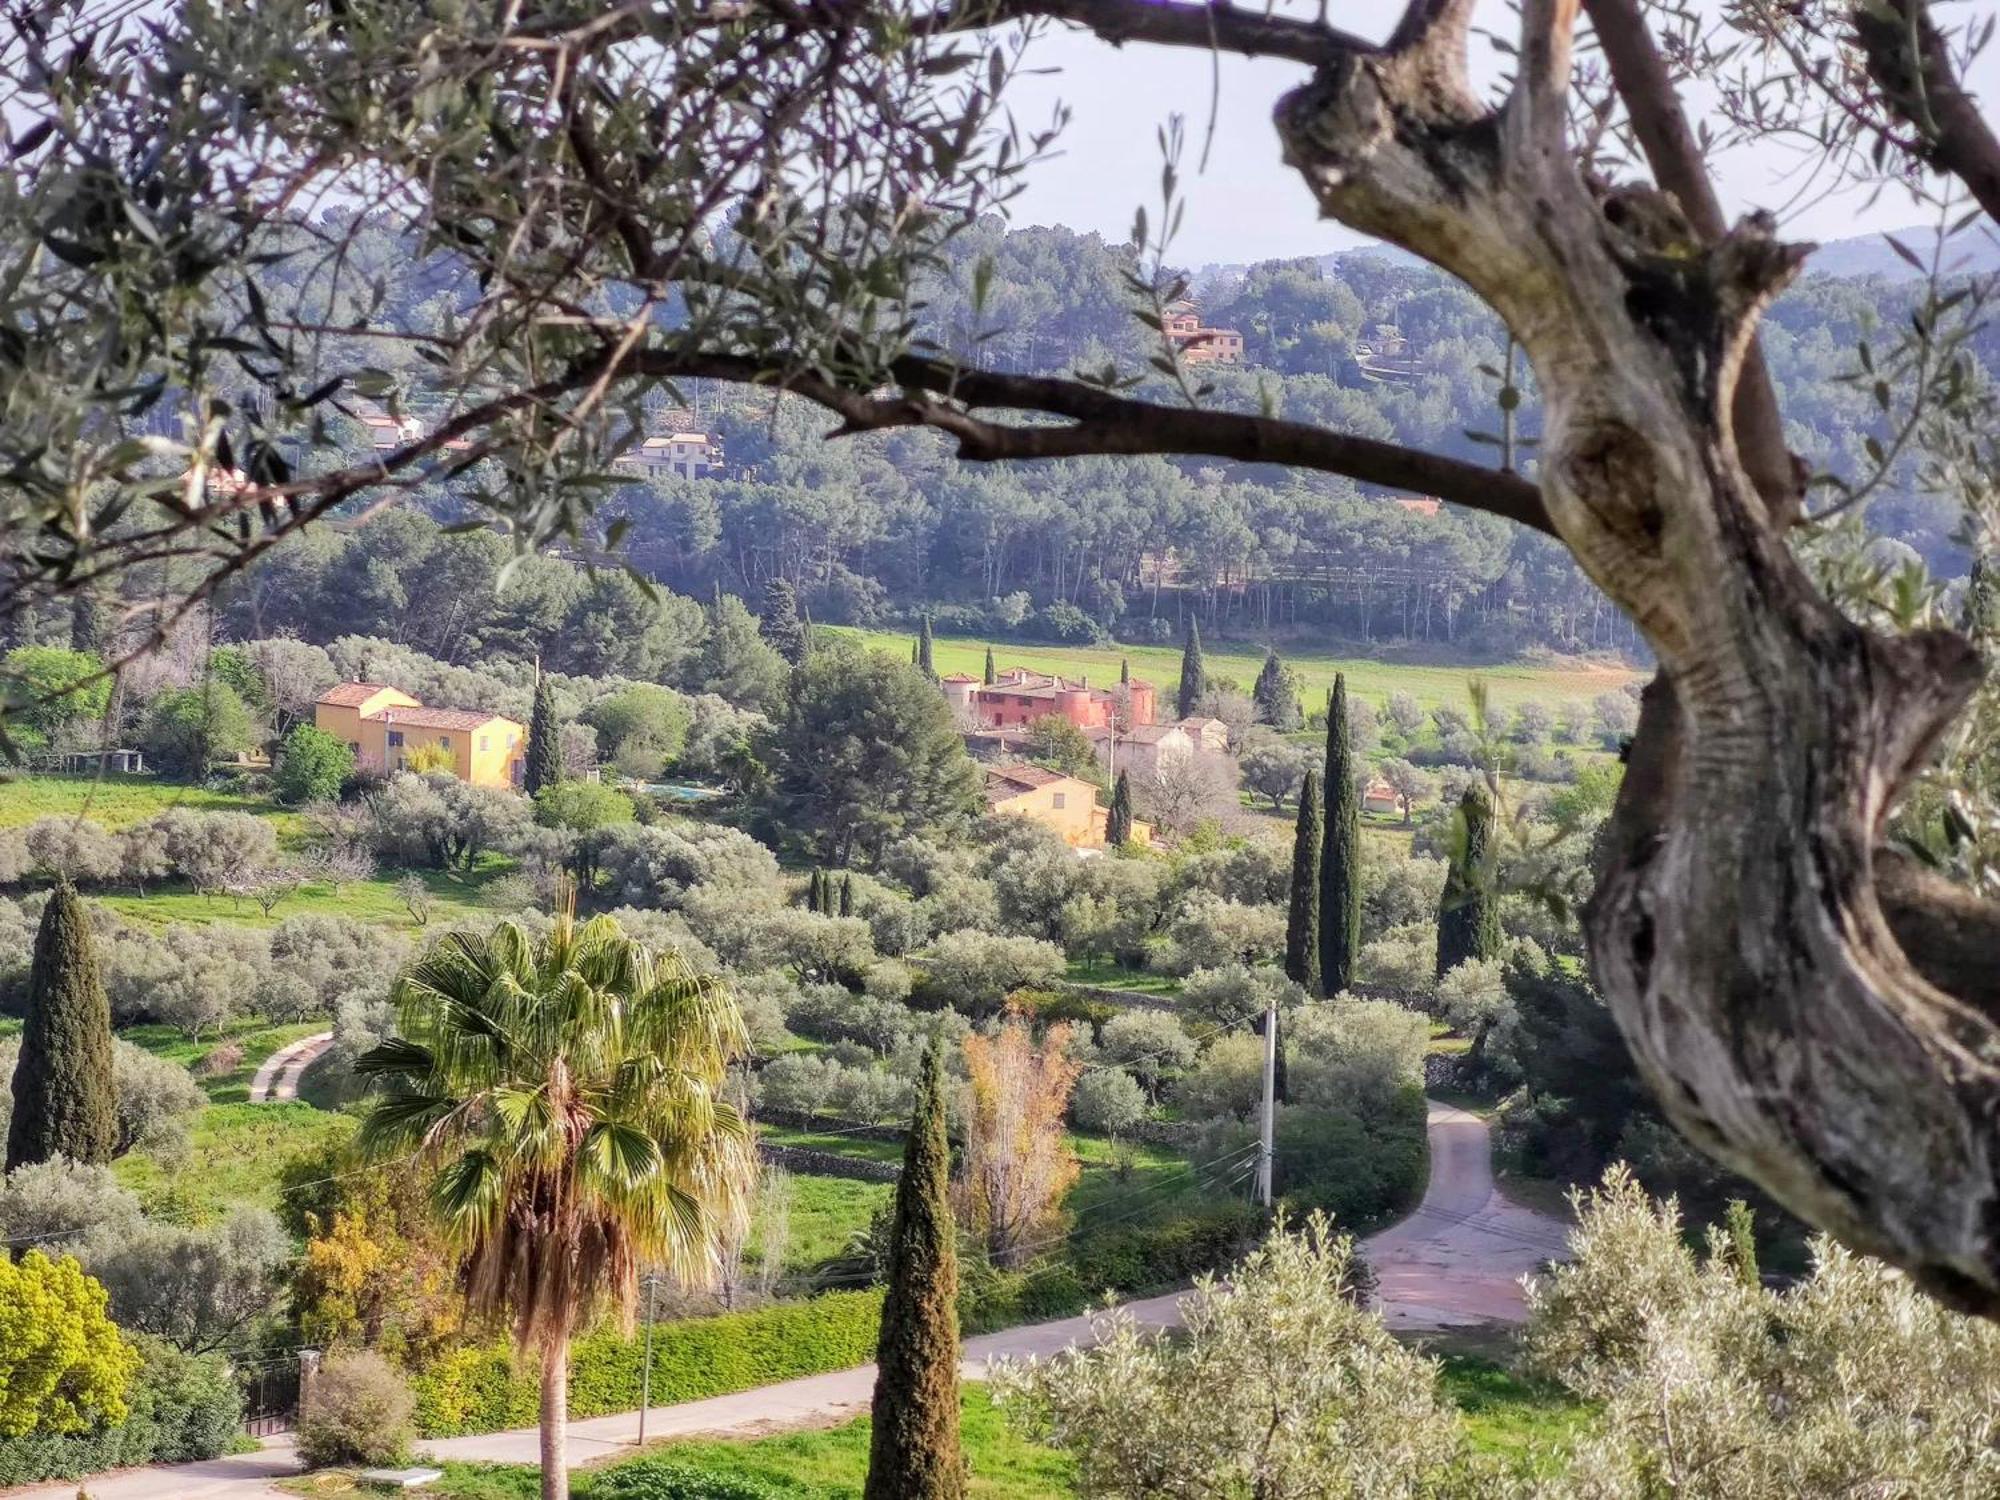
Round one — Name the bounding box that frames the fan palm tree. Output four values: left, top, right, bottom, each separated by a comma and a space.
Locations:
355, 907, 756, 1500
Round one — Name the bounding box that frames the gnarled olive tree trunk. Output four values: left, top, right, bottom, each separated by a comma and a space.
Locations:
1274, 0, 2000, 1311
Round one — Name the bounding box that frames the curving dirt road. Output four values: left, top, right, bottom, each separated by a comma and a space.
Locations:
1363, 1099, 1571, 1330
245, 1031, 333, 1103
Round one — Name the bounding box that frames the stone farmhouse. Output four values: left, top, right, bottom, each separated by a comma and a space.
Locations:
983, 763, 1149, 848
1084, 716, 1230, 781
313, 683, 527, 789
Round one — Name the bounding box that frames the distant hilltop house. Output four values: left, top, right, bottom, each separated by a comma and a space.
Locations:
610, 430, 726, 482
1394, 497, 1442, 517
313, 683, 526, 789
942, 667, 1157, 732
1362, 777, 1403, 816
1352, 323, 1421, 383
983, 763, 1149, 849
1163, 300, 1244, 366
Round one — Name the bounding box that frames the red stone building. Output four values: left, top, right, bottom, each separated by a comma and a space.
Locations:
941, 667, 1157, 732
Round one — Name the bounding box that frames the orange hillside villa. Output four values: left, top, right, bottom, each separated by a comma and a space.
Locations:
313, 683, 527, 788
942, 667, 1157, 731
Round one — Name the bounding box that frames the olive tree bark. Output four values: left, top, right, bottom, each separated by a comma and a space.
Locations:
1271, 0, 2000, 1310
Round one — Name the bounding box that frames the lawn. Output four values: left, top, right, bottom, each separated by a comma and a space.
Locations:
113, 1101, 356, 1220
1061, 957, 1181, 996
91, 861, 514, 931
760, 1126, 907, 1167
1436, 1355, 1595, 1478
1066, 1134, 1235, 1231
769, 1173, 895, 1276
833, 627, 1639, 715
118, 1016, 329, 1103
0, 771, 302, 836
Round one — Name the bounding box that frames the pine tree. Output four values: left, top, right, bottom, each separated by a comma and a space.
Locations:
524, 667, 562, 796
918, 615, 937, 681
759, 577, 810, 666
1253, 648, 1300, 731
982, 646, 996, 686
864, 1043, 965, 1500
839, 874, 854, 918
1285, 768, 1322, 996
1317, 676, 1360, 997
1177, 619, 1204, 719
1436, 782, 1503, 978
6, 886, 117, 1170
1106, 771, 1133, 847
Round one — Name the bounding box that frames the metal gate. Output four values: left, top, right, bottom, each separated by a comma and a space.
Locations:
240, 1355, 300, 1438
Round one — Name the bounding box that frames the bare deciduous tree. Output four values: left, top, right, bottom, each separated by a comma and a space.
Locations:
960, 1015, 1081, 1269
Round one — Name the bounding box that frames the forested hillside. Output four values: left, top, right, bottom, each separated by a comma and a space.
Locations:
66, 218, 1980, 665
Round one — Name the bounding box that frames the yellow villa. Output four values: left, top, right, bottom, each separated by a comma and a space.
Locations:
313, 683, 527, 789
983, 763, 1150, 849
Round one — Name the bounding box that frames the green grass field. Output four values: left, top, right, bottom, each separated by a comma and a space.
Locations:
0, 772, 302, 835
834, 628, 1638, 715
1437, 1356, 1595, 1477
113, 1101, 356, 1220
1062, 958, 1181, 996
769, 1173, 894, 1275
90, 861, 514, 931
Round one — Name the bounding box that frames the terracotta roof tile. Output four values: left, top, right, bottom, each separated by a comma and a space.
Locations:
369, 706, 516, 732
317, 682, 396, 707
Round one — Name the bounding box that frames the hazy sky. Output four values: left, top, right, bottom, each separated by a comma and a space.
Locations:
1002, 4, 2000, 267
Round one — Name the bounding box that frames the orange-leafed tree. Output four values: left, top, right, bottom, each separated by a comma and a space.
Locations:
960, 1014, 1082, 1270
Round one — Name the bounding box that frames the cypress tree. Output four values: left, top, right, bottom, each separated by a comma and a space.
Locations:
918, 615, 937, 680
1253, 648, 1300, 731
808, 868, 824, 912
1317, 675, 1360, 997
982, 646, 996, 686
839, 874, 854, 919
1285, 768, 1322, 995
1106, 771, 1133, 847
864, 1043, 965, 1500
524, 667, 562, 796
760, 577, 810, 666
821, 870, 838, 917
1119, 657, 1130, 686
912, 638, 920, 666
6, 886, 117, 1170
1436, 782, 1503, 978
1177, 618, 1204, 719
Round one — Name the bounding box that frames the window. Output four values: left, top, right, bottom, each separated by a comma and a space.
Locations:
479, 736, 489, 752
439, 736, 452, 750
1052, 792, 1067, 810
387, 731, 404, 747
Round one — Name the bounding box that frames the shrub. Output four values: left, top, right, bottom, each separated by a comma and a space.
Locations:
274, 724, 356, 805
142, 681, 254, 776
297, 1350, 415, 1469
409, 1291, 884, 1437
915, 928, 1064, 1013
0, 1157, 143, 1253
0, 1333, 238, 1485
196, 1042, 244, 1078
0, 1251, 138, 1438
1069, 1069, 1147, 1137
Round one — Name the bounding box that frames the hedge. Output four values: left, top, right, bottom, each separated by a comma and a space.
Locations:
0, 1335, 241, 1487
410, 1290, 884, 1438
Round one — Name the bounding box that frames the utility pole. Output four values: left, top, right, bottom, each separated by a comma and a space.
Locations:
635, 1272, 659, 1447
1255, 995, 1278, 1211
